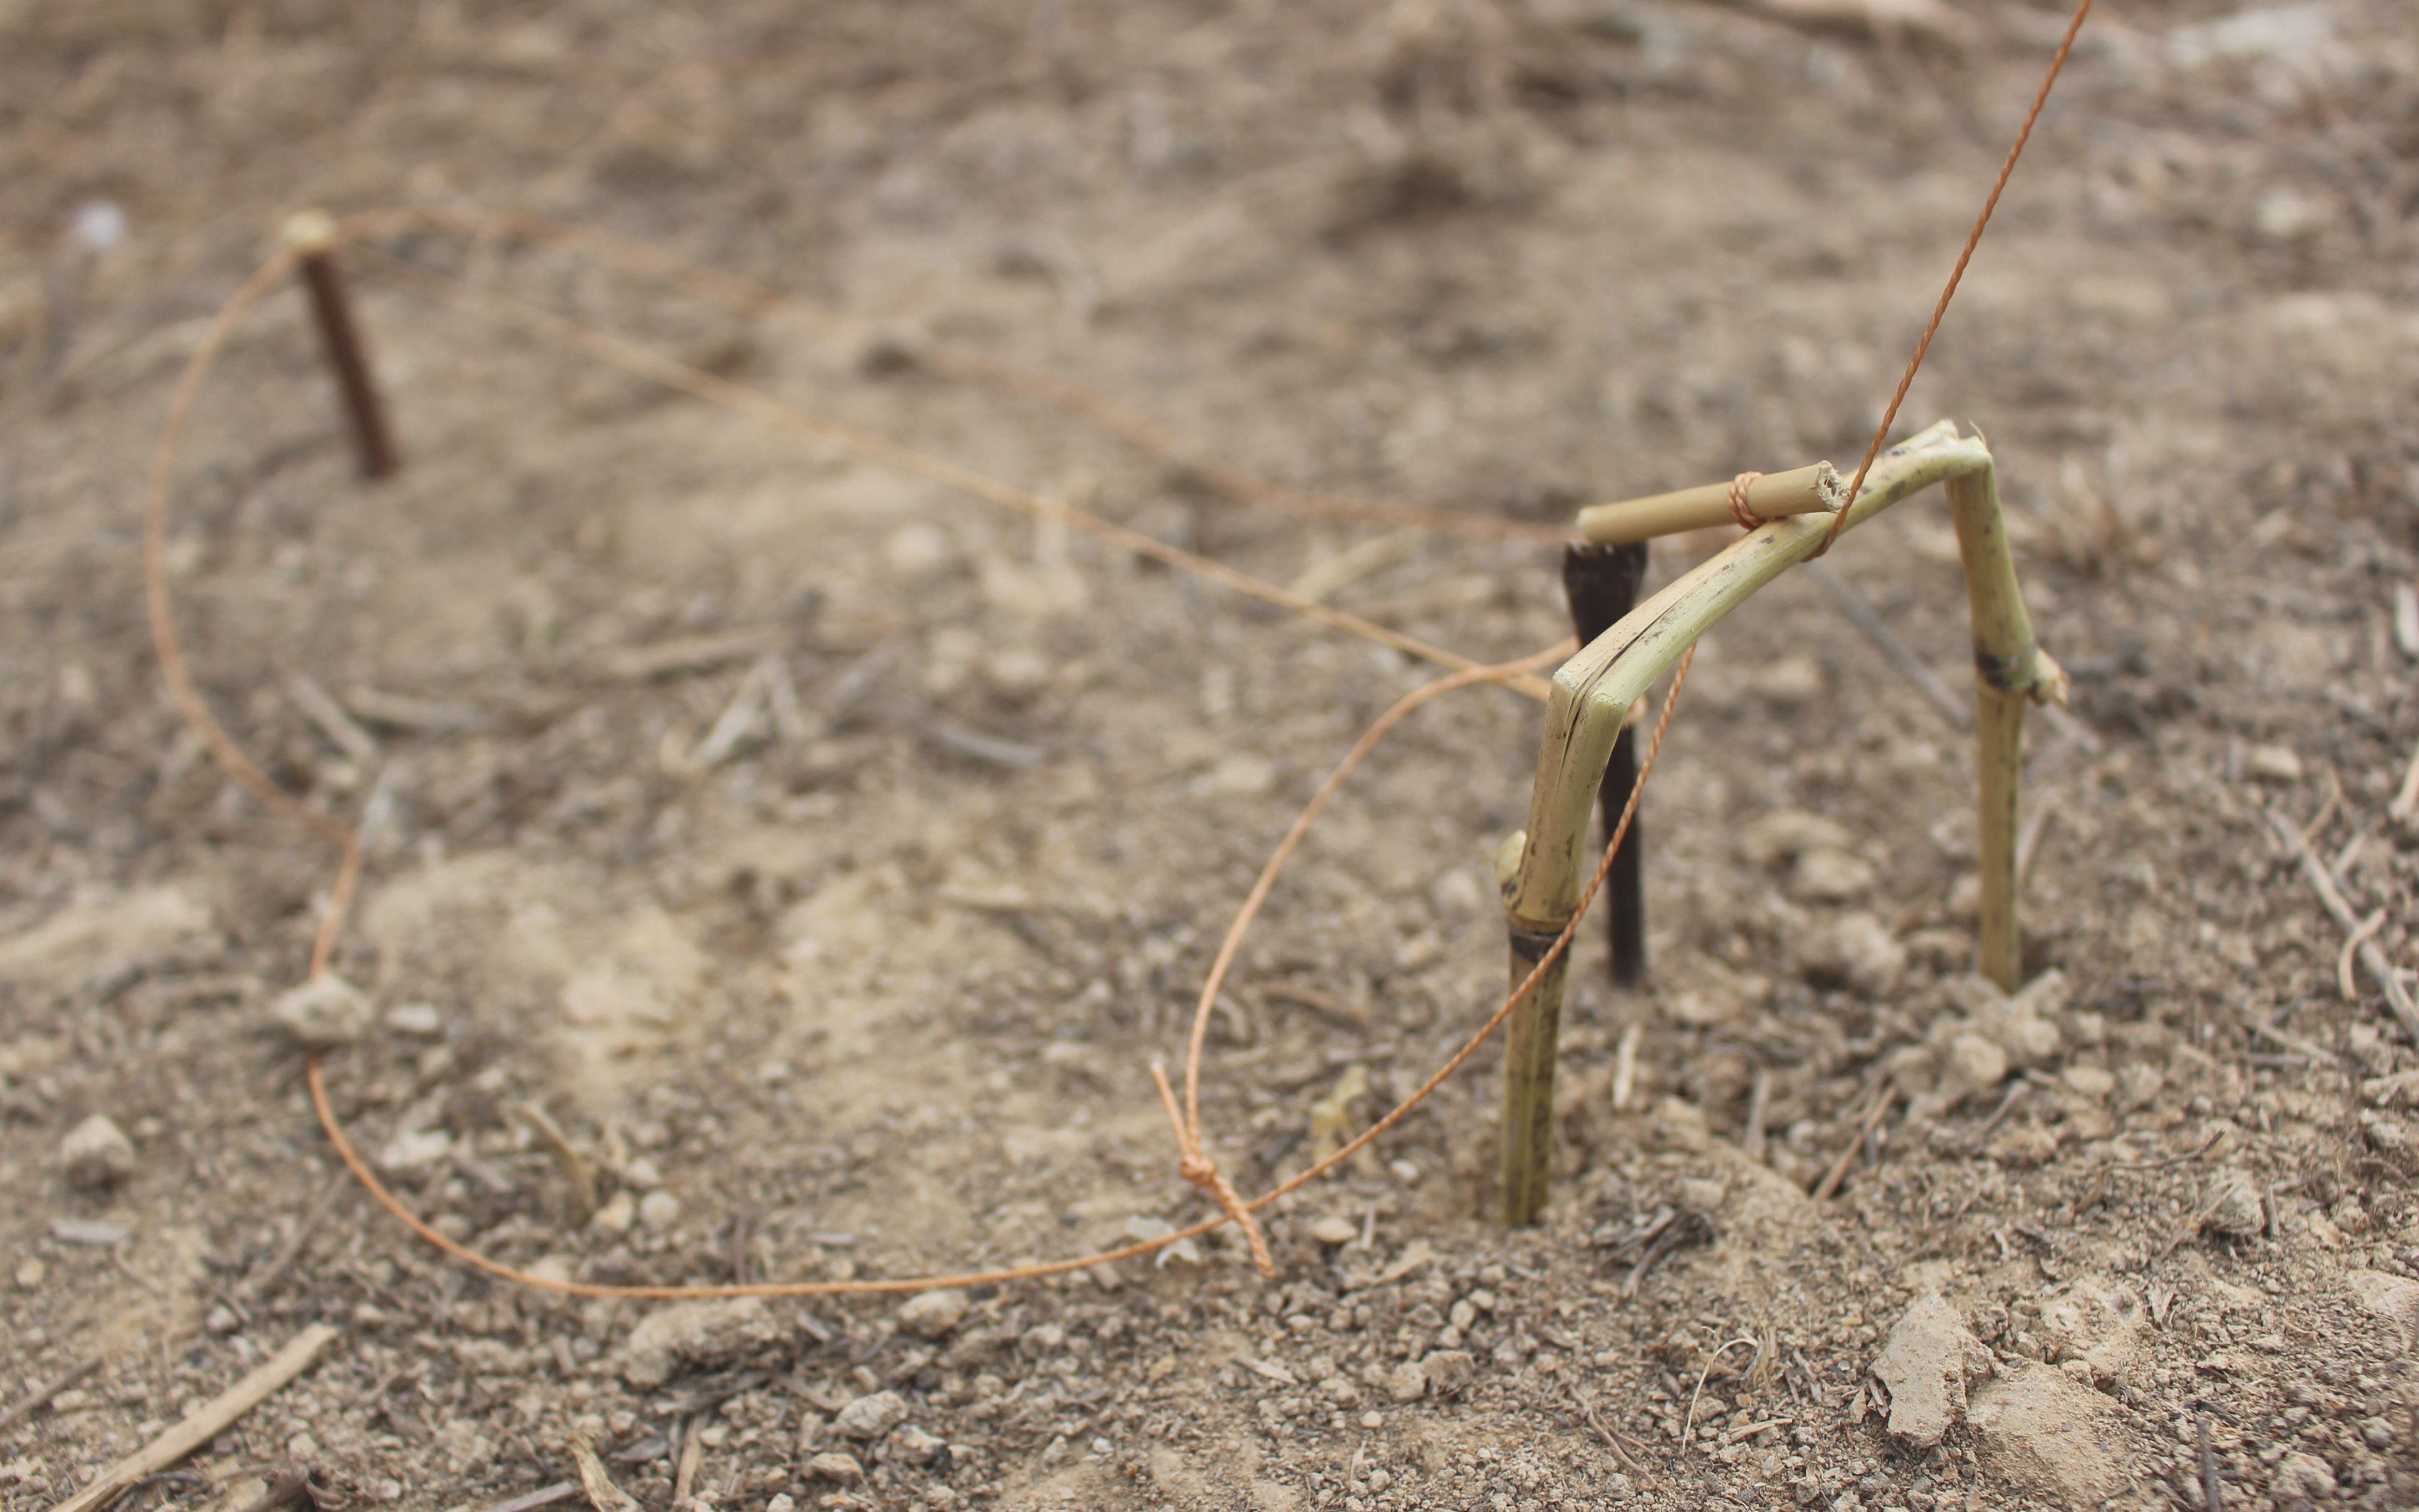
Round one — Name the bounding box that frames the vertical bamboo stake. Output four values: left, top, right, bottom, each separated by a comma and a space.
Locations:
1943, 448, 2067, 992
1561, 542, 1649, 987
283, 212, 399, 480
1499, 923, 1571, 1225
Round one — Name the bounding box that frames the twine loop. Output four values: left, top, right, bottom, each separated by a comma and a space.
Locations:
1727, 471, 1765, 530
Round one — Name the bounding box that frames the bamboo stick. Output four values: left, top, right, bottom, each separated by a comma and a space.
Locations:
1575, 462, 1844, 547
1499, 421, 2033, 1225
1944, 449, 2069, 991
1561, 543, 1650, 985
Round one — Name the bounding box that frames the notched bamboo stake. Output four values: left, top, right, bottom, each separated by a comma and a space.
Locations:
1575, 462, 1844, 547
1498, 420, 2064, 1225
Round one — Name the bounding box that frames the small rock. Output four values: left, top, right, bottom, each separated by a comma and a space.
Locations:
375, 1127, 452, 1176
1985, 1124, 2059, 1168
637, 1189, 682, 1231
51, 1217, 130, 1245
2202, 1168, 2266, 1238
1800, 910, 1905, 993
897, 1288, 971, 1339
1604, 1472, 1636, 1501
2036, 1275, 2147, 1384
1870, 1293, 1991, 1450
268, 975, 372, 1050
2060, 1064, 2116, 1102
2246, 744, 2303, 782
591, 1191, 635, 1233
765, 1496, 795, 1512
2345, 1269, 2419, 1354
1741, 810, 1851, 868
1419, 1349, 1475, 1394
2009, 969, 2073, 1019
2275, 1451, 2336, 1501
619, 1297, 785, 1388
383, 1002, 444, 1038
1666, 988, 1747, 1027
60, 1114, 136, 1189
805, 1452, 864, 1484
1751, 654, 1826, 706
2113, 1063, 2165, 1113
835, 1390, 910, 1440
1384, 1361, 1428, 1403
1790, 848, 1879, 906
1936, 1034, 2009, 1107
14, 1256, 46, 1288
1306, 1216, 1358, 1246
1968, 1362, 2133, 1506
883, 1423, 945, 1466
1676, 1178, 1726, 1214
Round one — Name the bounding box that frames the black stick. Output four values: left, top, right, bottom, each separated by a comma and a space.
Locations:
1561, 542, 1649, 987
294, 240, 399, 480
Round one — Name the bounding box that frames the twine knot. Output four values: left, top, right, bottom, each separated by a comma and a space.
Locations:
1153, 1062, 1275, 1278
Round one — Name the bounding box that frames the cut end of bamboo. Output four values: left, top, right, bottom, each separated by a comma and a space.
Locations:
1575, 462, 1843, 547
281, 209, 339, 257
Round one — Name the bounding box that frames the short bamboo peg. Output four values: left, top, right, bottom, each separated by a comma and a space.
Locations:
283, 211, 399, 480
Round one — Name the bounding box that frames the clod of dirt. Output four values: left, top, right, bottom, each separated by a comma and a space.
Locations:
897, 1286, 971, 1338
1985, 1124, 2059, 1167
636, 1189, 681, 1230
2345, 1269, 2419, 1353
1787, 847, 1878, 905
1869, 1292, 1991, 1449
1384, 1361, 1428, 1403
1798, 910, 1905, 994
804, 1452, 863, 1484
383, 1002, 444, 1039
59, 1113, 136, 1189
268, 975, 372, 1050
834, 1389, 910, 1439
1968, 1361, 2137, 1506
882, 1423, 945, 1466
1935, 1032, 2010, 1107
2036, 1275, 2148, 1384
1740, 809, 1850, 868
375, 1127, 452, 1176
618, 1297, 786, 1387
1306, 1215, 1358, 1246
2202, 1166, 2267, 1238
1419, 1349, 1475, 1394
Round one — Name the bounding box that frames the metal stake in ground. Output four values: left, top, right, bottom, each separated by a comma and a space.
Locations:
1560, 542, 1649, 987
283, 212, 399, 480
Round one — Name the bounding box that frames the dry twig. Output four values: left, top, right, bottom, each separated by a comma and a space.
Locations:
46, 1324, 338, 1512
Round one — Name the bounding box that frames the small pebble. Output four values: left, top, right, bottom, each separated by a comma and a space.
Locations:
834, 1390, 909, 1440
1360, 1411, 1384, 1429
897, 1287, 971, 1339
805, 1452, 863, 1484
383, 1002, 444, 1039
60, 1114, 136, 1189
269, 975, 372, 1051
637, 1189, 682, 1231
1307, 1216, 1358, 1246
14, 1257, 46, 1289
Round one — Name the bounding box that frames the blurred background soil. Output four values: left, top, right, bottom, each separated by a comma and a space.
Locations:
4, 2, 2419, 1510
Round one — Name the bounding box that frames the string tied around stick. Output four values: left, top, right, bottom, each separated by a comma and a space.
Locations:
1727, 472, 1766, 531
1152, 1062, 1276, 1277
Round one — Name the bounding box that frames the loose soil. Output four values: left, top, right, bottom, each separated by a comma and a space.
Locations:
6, 3, 2419, 1511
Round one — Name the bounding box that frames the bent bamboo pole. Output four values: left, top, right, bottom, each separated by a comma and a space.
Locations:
1499, 420, 2065, 1224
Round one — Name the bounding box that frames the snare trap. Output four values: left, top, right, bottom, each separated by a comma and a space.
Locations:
137, 7, 2099, 1305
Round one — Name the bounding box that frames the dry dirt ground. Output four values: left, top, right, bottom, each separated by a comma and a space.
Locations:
7, 2, 2419, 1510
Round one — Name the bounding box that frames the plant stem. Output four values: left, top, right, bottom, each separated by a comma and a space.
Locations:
284, 213, 399, 480
1576, 461, 1842, 545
